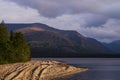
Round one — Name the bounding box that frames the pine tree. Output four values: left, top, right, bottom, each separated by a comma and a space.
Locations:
10, 30, 14, 41
0, 20, 10, 63
0, 21, 30, 64
0, 20, 9, 43
12, 32, 30, 62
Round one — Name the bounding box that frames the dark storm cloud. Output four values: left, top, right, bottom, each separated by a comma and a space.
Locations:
3, 0, 120, 42
79, 19, 120, 42
7, 0, 120, 17
7, 0, 120, 27
81, 13, 108, 27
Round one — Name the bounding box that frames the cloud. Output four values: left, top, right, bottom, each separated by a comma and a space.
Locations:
1, 0, 120, 42
6, 0, 120, 27
35, 14, 120, 43
7, 0, 120, 19
0, 0, 41, 23
79, 19, 120, 42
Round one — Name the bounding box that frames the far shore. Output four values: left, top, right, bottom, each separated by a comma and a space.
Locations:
0, 60, 88, 80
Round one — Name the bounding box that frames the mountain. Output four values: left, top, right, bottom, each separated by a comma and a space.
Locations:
103, 40, 120, 53
6, 23, 112, 57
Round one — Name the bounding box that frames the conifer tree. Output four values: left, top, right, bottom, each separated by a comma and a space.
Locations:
0, 20, 9, 43
0, 20, 30, 64
12, 32, 30, 61
0, 20, 10, 63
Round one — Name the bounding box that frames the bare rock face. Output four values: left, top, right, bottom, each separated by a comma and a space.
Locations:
0, 60, 87, 80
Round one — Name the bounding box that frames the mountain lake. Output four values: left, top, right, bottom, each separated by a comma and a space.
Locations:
33, 58, 120, 80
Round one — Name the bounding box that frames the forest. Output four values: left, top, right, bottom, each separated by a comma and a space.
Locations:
0, 21, 30, 64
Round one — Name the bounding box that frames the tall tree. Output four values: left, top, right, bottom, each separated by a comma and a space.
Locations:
0, 21, 30, 64
0, 20, 9, 43
0, 20, 10, 63
12, 32, 30, 61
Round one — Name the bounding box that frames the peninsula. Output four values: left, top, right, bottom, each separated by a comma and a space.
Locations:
0, 60, 87, 80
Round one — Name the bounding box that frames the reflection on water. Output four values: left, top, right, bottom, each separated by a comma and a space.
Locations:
33, 58, 120, 80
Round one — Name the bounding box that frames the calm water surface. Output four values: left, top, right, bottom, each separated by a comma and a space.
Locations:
33, 58, 120, 80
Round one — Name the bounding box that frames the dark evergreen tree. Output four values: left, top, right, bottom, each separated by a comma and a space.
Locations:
0, 21, 30, 64
0, 20, 9, 43
0, 20, 10, 63
10, 30, 14, 41
12, 32, 30, 62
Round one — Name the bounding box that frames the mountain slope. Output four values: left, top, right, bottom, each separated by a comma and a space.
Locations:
60, 31, 110, 53
6, 23, 112, 57
103, 40, 120, 53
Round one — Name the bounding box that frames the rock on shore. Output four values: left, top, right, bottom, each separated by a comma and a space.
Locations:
0, 60, 87, 80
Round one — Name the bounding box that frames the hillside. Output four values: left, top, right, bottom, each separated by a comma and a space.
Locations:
103, 40, 120, 53
6, 23, 112, 57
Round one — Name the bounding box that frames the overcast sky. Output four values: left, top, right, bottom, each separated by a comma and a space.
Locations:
0, 0, 120, 43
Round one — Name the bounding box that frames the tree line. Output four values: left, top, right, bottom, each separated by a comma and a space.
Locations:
0, 21, 30, 64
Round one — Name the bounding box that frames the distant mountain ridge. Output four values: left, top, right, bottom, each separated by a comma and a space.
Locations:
103, 40, 120, 53
6, 23, 113, 57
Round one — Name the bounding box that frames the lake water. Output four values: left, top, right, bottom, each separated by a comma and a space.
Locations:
33, 58, 120, 80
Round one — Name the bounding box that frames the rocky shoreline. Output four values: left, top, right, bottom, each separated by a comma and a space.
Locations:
0, 60, 88, 80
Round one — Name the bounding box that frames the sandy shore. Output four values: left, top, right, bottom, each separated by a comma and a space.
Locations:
0, 60, 87, 80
